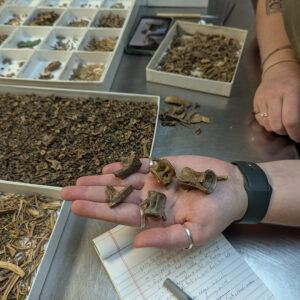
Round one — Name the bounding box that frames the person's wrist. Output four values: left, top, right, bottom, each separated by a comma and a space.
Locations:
231, 164, 248, 221
261, 60, 300, 81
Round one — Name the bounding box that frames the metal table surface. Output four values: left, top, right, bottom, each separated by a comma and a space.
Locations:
40, 1, 300, 300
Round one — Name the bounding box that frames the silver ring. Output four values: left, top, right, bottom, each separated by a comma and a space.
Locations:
139, 207, 145, 229
149, 158, 155, 168
183, 224, 193, 250
260, 112, 268, 117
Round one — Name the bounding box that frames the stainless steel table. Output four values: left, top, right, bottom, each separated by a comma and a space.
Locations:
40, 1, 300, 300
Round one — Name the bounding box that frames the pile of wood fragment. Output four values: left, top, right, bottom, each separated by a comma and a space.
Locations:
159, 95, 210, 135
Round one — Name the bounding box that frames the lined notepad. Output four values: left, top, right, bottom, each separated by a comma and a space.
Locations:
93, 225, 275, 300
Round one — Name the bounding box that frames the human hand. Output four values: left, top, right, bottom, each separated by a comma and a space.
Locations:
253, 62, 300, 142
61, 156, 247, 249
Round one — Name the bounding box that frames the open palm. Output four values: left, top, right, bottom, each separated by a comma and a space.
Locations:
61, 156, 246, 249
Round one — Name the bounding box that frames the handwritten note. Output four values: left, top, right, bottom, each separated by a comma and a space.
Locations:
93, 226, 275, 300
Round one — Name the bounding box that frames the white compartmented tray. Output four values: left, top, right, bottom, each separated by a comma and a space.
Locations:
146, 21, 248, 97
0, 0, 138, 90
0, 179, 71, 300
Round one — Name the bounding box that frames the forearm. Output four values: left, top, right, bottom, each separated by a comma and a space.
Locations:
256, 0, 296, 64
258, 160, 300, 226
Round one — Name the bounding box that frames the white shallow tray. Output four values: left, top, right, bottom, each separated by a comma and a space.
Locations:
0, 179, 71, 300
0, 0, 137, 90
146, 21, 248, 97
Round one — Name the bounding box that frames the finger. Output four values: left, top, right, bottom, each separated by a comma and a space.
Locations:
267, 96, 287, 135
61, 185, 141, 204
76, 173, 146, 189
133, 223, 194, 249
282, 94, 300, 142
102, 158, 150, 175
71, 200, 141, 227
255, 105, 272, 132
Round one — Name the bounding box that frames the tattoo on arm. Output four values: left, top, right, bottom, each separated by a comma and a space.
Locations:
266, 0, 282, 15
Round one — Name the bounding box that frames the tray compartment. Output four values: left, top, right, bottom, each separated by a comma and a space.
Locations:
23, 7, 65, 26
101, 0, 133, 9
70, 0, 102, 9
0, 49, 32, 78
38, 0, 72, 8
8, 0, 40, 6
90, 8, 128, 28
40, 26, 85, 50
0, 25, 15, 46
2, 26, 51, 49
59, 51, 110, 82
146, 21, 248, 96
78, 28, 120, 52
56, 7, 96, 27
0, 6, 33, 26
17, 49, 70, 80
0, 179, 70, 300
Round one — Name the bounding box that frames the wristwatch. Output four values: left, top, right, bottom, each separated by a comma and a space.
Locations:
232, 161, 272, 224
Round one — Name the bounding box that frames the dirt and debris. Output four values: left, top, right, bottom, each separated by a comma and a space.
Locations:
4, 13, 23, 25
52, 36, 78, 51
97, 13, 125, 28
67, 18, 89, 27
0, 93, 157, 186
29, 11, 60, 26
0, 34, 8, 45
157, 31, 241, 82
38, 61, 61, 80
70, 62, 104, 81
84, 37, 118, 51
0, 192, 61, 300
111, 3, 125, 8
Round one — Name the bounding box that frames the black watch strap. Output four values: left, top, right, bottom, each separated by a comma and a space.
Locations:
232, 161, 272, 224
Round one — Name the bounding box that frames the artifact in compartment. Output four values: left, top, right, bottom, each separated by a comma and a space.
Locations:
4, 13, 23, 25
29, 11, 60, 26
84, 37, 118, 51
69, 62, 104, 81
106, 185, 134, 207
113, 151, 142, 179
17, 39, 41, 48
0, 93, 156, 186
111, 3, 125, 8
157, 32, 241, 82
39, 60, 61, 79
0, 192, 61, 300
150, 158, 176, 187
139, 190, 167, 220
97, 13, 125, 28
178, 167, 228, 194
67, 18, 89, 27
0, 34, 8, 45
52, 35, 78, 51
